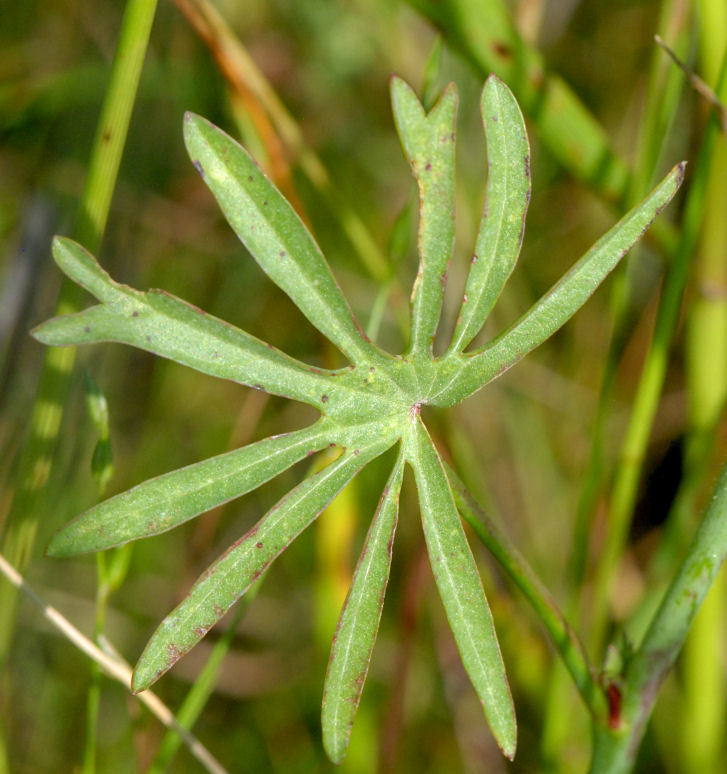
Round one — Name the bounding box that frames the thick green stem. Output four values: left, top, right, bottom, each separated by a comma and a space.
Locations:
0, 0, 158, 665
678, 9, 727, 770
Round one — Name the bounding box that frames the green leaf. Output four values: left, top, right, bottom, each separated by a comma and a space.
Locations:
36, 74, 684, 765
391, 77, 457, 357
448, 75, 531, 353
407, 418, 516, 759
33, 237, 335, 408
183, 113, 374, 365
322, 448, 404, 763
431, 161, 686, 406
132, 436, 394, 693
46, 422, 331, 557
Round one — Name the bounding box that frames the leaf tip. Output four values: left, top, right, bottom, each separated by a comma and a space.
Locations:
45, 529, 74, 559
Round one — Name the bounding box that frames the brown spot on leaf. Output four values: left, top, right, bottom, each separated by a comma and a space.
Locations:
256, 541, 264, 549
493, 41, 511, 59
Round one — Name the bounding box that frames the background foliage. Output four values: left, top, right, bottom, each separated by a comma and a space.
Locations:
1, 0, 726, 772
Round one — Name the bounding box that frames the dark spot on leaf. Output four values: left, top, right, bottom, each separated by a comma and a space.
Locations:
214, 604, 224, 617
102, 128, 111, 143
145, 336, 152, 343
471, 253, 478, 265
212, 351, 219, 359
353, 449, 360, 455
84, 326, 91, 333
370, 366, 375, 372
192, 160, 204, 177
248, 175, 253, 182
524, 154, 531, 177
462, 293, 468, 304
279, 251, 286, 258
425, 162, 432, 171
253, 384, 264, 391
195, 627, 207, 638
256, 541, 263, 549
321, 395, 328, 403
493, 41, 511, 59
263, 201, 268, 206
132, 311, 139, 318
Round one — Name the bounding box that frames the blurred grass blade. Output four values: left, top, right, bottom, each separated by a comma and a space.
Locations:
434, 161, 685, 406
46, 423, 330, 557
391, 77, 456, 356
0, 0, 158, 666
33, 238, 334, 408
132, 437, 393, 692
590, 52, 727, 655
406, 0, 629, 203
322, 448, 404, 763
408, 419, 516, 759
183, 113, 373, 365
449, 75, 531, 354
82, 371, 114, 494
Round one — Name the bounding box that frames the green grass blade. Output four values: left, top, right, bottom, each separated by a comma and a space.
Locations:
46, 422, 330, 557
322, 448, 405, 764
433, 162, 685, 406
590, 460, 727, 768
33, 238, 334, 408
0, 0, 158, 667
391, 77, 456, 357
407, 418, 516, 759
449, 75, 531, 354
132, 436, 393, 693
183, 112, 373, 365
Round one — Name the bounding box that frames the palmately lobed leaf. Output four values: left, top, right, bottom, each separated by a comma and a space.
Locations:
37, 71, 684, 765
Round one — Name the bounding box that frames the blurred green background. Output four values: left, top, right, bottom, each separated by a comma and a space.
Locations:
1, 1, 725, 772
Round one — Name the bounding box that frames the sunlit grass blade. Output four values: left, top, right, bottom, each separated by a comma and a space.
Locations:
448, 75, 531, 354
46, 422, 331, 557
183, 112, 374, 365
432, 161, 685, 406
391, 77, 456, 357
407, 418, 516, 759
322, 448, 404, 763
32, 237, 333, 408
132, 436, 394, 693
